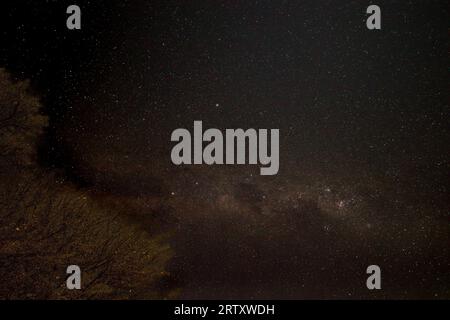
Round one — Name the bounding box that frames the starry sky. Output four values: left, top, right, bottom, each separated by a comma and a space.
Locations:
1, 0, 449, 298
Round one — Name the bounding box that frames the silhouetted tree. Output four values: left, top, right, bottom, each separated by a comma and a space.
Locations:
0, 68, 174, 299
0, 69, 47, 165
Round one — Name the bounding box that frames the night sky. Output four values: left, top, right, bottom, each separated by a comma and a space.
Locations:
1, 0, 449, 298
